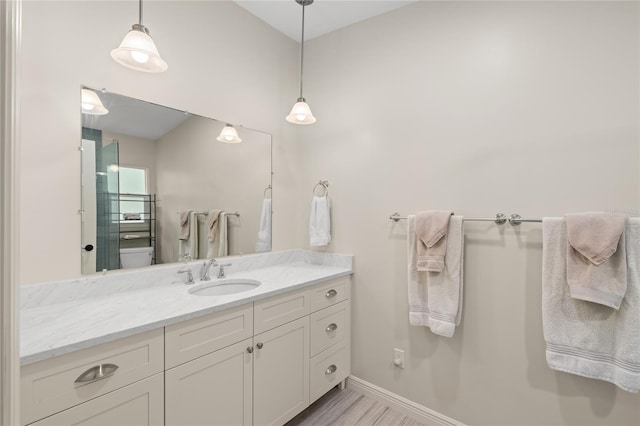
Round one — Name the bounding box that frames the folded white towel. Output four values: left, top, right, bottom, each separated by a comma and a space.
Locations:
179, 210, 191, 240
566, 212, 627, 309
408, 215, 464, 338
256, 198, 272, 253
542, 217, 640, 393
310, 195, 331, 247
204, 211, 228, 258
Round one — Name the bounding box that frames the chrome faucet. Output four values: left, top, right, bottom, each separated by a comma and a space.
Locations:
200, 258, 218, 281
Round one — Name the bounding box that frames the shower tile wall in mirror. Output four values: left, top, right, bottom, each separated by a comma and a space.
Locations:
80, 87, 272, 274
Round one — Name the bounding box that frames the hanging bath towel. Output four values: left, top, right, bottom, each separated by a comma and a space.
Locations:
256, 198, 272, 252
309, 195, 331, 246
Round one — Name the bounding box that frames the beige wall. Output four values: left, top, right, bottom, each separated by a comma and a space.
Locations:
19, 1, 306, 284
300, 1, 640, 425
155, 116, 271, 263
18, 0, 640, 424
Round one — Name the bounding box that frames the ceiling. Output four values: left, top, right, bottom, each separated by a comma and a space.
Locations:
82, 91, 191, 141
233, 0, 418, 42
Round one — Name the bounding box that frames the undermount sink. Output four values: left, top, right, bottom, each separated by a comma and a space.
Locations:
188, 279, 261, 296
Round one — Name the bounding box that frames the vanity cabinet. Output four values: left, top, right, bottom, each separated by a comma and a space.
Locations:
29, 374, 164, 426
21, 328, 164, 425
22, 275, 351, 426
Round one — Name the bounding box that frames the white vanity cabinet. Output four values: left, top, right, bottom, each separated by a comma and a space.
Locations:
22, 275, 351, 426
21, 328, 164, 425
164, 304, 254, 426
253, 288, 311, 426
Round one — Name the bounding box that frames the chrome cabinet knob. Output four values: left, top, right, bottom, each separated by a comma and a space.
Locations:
325, 323, 338, 332
325, 364, 337, 375
256, 342, 264, 349
247, 346, 254, 354
325, 289, 337, 298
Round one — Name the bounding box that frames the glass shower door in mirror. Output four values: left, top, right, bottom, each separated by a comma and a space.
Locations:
81, 128, 120, 274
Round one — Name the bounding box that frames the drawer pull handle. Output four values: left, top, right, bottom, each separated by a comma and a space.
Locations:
75, 364, 119, 384
325, 289, 338, 298
325, 364, 337, 375
247, 346, 254, 354
326, 323, 338, 332
256, 342, 264, 349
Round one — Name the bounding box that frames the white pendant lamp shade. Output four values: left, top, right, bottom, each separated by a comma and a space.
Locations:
286, 98, 316, 124
287, 0, 317, 125
217, 124, 242, 143
81, 88, 109, 115
111, 25, 167, 73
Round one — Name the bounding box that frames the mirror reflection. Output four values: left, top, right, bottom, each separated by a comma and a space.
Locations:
80, 88, 272, 274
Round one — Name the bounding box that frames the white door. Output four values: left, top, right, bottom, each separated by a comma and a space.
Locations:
165, 338, 253, 426
253, 316, 310, 426
81, 139, 97, 274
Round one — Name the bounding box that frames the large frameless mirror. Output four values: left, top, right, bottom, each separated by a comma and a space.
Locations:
80, 87, 272, 274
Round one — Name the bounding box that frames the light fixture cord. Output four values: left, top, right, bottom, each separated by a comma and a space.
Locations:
139, 0, 143, 26
299, 3, 305, 99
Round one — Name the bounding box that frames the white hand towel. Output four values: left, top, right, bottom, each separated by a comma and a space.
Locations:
407, 215, 464, 338
256, 198, 272, 252
566, 212, 627, 309
179, 211, 199, 261
415, 210, 454, 272
542, 217, 640, 393
310, 195, 331, 247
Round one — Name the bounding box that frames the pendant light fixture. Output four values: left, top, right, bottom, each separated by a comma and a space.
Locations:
111, 0, 168, 73
217, 124, 242, 144
286, 0, 316, 125
81, 88, 109, 115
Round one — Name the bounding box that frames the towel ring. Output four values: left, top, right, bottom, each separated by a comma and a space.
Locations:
263, 184, 272, 198
313, 180, 329, 196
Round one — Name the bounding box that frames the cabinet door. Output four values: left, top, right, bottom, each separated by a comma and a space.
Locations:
253, 316, 309, 426
165, 338, 253, 426
29, 373, 163, 426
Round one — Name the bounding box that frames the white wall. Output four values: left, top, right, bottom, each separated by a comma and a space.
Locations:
20, 0, 306, 284
301, 1, 639, 425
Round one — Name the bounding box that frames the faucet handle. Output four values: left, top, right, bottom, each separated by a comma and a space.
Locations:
217, 263, 232, 279
178, 268, 194, 284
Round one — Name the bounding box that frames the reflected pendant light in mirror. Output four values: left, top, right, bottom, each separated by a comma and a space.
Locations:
286, 0, 316, 125
81, 88, 109, 115
217, 124, 242, 143
111, 0, 168, 73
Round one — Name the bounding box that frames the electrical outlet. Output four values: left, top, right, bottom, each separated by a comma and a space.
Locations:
393, 348, 405, 369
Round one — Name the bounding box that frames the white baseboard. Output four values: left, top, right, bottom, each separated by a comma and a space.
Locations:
346, 375, 466, 426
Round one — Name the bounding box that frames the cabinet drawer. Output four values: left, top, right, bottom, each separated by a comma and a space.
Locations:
309, 276, 350, 313
309, 301, 349, 357
29, 373, 164, 426
21, 328, 164, 425
254, 287, 310, 334
165, 303, 253, 368
309, 343, 349, 404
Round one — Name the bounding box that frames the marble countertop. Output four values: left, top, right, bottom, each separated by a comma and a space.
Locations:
21, 257, 352, 365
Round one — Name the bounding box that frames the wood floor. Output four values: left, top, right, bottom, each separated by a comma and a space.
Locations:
286, 387, 425, 426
